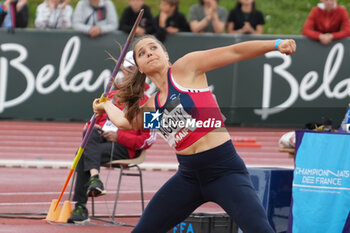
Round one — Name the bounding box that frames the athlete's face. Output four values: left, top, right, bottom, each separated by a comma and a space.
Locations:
134, 38, 169, 75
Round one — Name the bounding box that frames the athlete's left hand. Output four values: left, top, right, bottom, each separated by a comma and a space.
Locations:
93, 98, 106, 116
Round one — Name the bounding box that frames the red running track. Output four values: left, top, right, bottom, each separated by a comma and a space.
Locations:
0, 121, 294, 167
0, 120, 295, 233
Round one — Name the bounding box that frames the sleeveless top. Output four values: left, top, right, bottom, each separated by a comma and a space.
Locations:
154, 68, 224, 151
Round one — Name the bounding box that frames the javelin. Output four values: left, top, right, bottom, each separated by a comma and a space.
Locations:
54, 9, 144, 210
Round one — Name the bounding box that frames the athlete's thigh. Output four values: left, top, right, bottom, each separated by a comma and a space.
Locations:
132, 171, 204, 233
205, 173, 274, 233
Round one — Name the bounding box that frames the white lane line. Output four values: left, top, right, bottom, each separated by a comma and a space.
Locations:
0, 159, 293, 170
0, 200, 146, 206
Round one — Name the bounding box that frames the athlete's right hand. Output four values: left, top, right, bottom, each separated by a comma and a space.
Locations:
93, 98, 106, 116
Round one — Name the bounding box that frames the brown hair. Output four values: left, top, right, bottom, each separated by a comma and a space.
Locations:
199, 0, 219, 5
235, 0, 256, 14
163, 0, 180, 7
116, 35, 166, 124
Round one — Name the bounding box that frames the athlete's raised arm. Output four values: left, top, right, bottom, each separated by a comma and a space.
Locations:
174, 39, 296, 76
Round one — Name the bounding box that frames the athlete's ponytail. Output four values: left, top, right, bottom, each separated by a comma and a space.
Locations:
116, 70, 146, 123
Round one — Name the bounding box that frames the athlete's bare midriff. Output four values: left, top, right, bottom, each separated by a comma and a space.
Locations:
176, 128, 231, 155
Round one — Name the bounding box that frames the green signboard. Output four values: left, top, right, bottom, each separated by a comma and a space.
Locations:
1, 29, 349, 127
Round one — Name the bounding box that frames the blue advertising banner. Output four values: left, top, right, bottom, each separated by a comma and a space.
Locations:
288, 131, 350, 233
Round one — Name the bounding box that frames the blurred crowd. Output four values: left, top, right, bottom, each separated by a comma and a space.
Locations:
0, 0, 349, 44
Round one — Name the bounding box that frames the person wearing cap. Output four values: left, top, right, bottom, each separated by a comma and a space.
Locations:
67, 60, 157, 224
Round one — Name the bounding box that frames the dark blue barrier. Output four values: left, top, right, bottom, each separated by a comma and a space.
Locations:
167, 213, 238, 233
248, 168, 293, 233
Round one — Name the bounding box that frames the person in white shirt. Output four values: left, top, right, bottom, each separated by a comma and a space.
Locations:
35, 0, 73, 29
72, 0, 118, 38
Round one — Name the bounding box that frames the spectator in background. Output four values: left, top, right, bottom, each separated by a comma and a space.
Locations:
226, 0, 265, 34
72, 0, 118, 38
119, 0, 154, 36
35, 0, 73, 29
302, 0, 350, 45
0, 0, 28, 28
154, 0, 190, 42
188, 0, 228, 34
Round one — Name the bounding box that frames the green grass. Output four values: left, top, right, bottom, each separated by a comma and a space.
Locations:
27, 0, 350, 35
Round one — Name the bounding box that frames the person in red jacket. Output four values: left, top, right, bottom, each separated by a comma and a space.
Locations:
67, 61, 157, 224
302, 0, 350, 45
